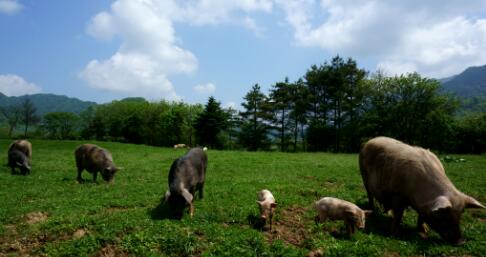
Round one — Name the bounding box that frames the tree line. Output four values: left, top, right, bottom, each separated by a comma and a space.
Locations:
1, 56, 485, 153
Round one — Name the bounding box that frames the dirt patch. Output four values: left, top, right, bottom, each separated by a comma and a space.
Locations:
383, 251, 400, 257
105, 206, 131, 213
0, 233, 48, 256
25, 212, 48, 224
92, 244, 128, 257
263, 206, 310, 247
73, 228, 88, 239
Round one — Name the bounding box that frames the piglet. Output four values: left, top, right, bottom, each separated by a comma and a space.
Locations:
315, 197, 372, 236
257, 189, 277, 231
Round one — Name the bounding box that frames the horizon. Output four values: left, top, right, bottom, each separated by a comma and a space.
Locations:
1, 0, 486, 106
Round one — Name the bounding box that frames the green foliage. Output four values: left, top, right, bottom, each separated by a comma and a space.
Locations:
40, 112, 80, 139
451, 112, 486, 153
80, 100, 203, 147
0, 140, 484, 256
363, 72, 458, 150
303, 56, 367, 152
239, 84, 272, 151
194, 97, 228, 149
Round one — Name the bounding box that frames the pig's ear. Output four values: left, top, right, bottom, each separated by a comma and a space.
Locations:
464, 195, 486, 209
364, 210, 373, 216
431, 196, 452, 212
270, 203, 277, 208
181, 189, 193, 204
163, 190, 171, 203
256, 201, 262, 206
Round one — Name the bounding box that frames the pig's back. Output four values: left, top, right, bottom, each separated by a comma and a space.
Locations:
359, 137, 452, 208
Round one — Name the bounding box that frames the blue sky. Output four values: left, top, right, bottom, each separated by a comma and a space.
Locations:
1, 0, 486, 107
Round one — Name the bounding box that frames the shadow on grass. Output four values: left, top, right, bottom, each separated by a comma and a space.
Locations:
247, 214, 266, 230
149, 201, 181, 220
359, 205, 452, 250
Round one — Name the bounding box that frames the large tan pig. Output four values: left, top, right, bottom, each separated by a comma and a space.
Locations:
359, 136, 485, 245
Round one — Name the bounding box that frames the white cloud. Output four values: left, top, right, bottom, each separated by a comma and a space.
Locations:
194, 83, 216, 94
0, 0, 22, 15
0, 74, 41, 96
276, 0, 486, 77
81, 0, 272, 100
81, 0, 197, 100
242, 16, 265, 37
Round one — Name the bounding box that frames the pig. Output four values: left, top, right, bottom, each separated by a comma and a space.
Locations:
164, 148, 207, 218
359, 136, 485, 245
257, 189, 277, 230
173, 144, 187, 149
9, 139, 32, 161
8, 149, 31, 175
315, 197, 372, 236
75, 144, 118, 183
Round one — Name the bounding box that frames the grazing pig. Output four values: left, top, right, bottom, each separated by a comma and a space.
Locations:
9, 139, 32, 160
164, 148, 207, 218
8, 149, 31, 175
315, 197, 372, 236
75, 144, 118, 183
173, 144, 187, 149
257, 189, 277, 230
359, 136, 485, 245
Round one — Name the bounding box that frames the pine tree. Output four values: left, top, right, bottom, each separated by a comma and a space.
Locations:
194, 97, 228, 149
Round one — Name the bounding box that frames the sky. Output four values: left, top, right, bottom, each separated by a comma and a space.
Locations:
1, 0, 486, 108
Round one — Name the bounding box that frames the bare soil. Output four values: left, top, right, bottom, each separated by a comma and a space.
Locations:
25, 212, 48, 224
263, 205, 311, 247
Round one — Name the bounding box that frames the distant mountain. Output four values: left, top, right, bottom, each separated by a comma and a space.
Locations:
441, 65, 486, 98
0, 93, 96, 116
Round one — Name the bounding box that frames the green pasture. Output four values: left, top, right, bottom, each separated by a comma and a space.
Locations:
0, 140, 485, 256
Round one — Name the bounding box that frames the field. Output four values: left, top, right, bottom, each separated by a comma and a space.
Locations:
0, 140, 485, 256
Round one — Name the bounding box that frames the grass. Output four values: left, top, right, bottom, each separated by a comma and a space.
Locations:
0, 139, 485, 256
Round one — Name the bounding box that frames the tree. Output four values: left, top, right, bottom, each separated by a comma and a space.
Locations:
224, 107, 242, 150
363, 72, 457, 149
288, 79, 310, 151
0, 105, 22, 137
20, 98, 40, 137
239, 84, 272, 151
194, 97, 228, 149
41, 112, 80, 139
269, 78, 293, 151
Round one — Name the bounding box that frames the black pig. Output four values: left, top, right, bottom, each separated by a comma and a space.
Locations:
164, 148, 207, 218
8, 149, 31, 175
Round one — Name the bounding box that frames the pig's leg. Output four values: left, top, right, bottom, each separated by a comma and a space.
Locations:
417, 215, 429, 238
77, 169, 84, 183
92, 171, 98, 183
390, 195, 407, 235
198, 184, 204, 199
11, 166, 15, 174
391, 208, 404, 235
189, 203, 194, 218
345, 220, 353, 237
269, 214, 273, 231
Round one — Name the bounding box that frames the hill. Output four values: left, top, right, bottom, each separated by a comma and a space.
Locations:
441, 65, 486, 97
0, 93, 96, 116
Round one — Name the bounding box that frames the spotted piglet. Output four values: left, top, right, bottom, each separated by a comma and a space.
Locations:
257, 189, 277, 231
315, 197, 372, 236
